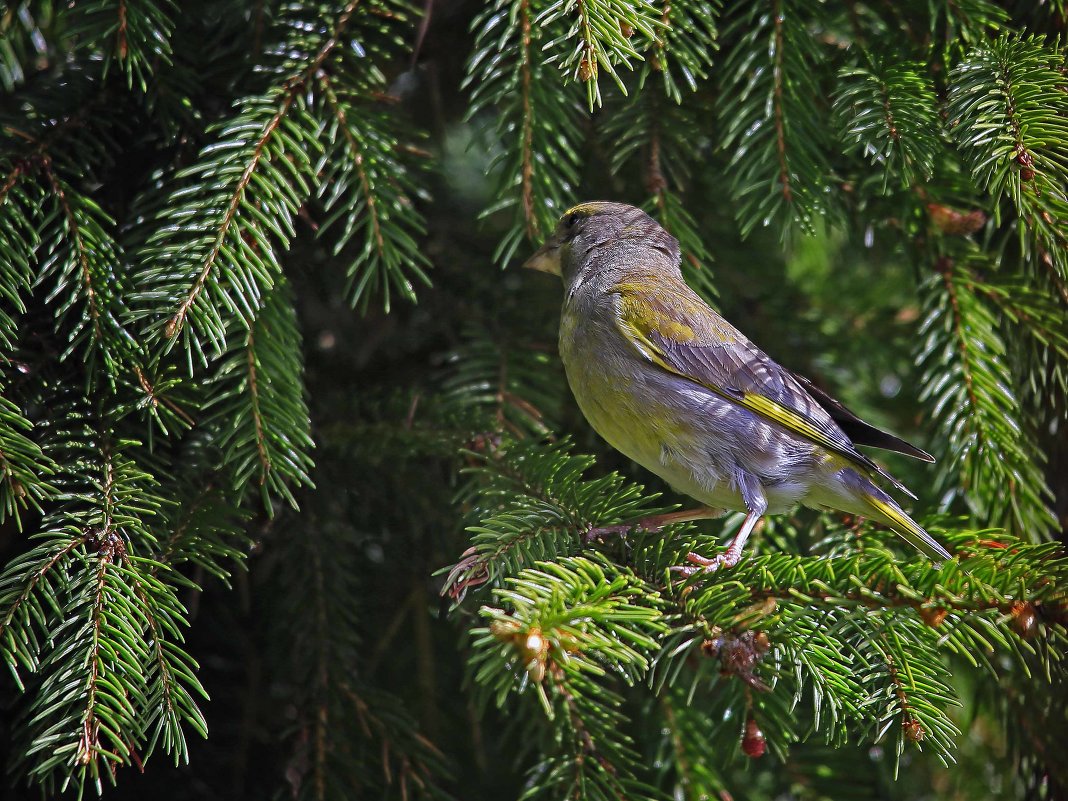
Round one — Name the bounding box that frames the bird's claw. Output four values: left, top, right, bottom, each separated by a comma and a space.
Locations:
670, 550, 741, 577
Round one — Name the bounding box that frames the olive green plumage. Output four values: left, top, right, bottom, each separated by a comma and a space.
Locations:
524, 201, 950, 570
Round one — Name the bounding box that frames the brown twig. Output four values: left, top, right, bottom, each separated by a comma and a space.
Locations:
245, 329, 272, 484
519, 0, 538, 240
319, 78, 386, 258
771, 0, 793, 204
168, 0, 365, 338
41, 157, 103, 343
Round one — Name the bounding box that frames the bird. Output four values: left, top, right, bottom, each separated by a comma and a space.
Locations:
523, 201, 951, 572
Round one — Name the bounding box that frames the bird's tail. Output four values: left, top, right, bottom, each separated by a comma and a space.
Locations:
839, 469, 952, 562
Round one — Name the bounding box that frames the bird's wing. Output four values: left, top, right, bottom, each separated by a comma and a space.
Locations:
611, 279, 916, 497
789, 372, 935, 462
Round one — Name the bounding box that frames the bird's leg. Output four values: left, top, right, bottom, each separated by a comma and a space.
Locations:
585, 507, 721, 543
671, 510, 763, 576
673, 477, 768, 576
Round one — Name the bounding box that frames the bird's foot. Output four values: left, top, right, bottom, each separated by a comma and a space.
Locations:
670, 549, 743, 577
670, 510, 761, 578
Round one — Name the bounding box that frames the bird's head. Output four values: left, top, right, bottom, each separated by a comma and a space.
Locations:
523, 201, 680, 290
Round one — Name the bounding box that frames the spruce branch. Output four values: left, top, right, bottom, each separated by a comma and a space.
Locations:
644, 534, 1065, 766
536, 0, 663, 109
647, 0, 719, 102
465, 0, 585, 264
203, 281, 314, 512
453, 451, 1065, 772
0, 157, 41, 352
834, 57, 940, 188
443, 438, 670, 598
917, 254, 1057, 538
130, 1, 353, 359
933, 0, 1010, 55
0, 159, 60, 528
131, 0, 428, 360
316, 75, 431, 312
0, 98, 135, 381
264, 506, 452, 800
965, 269, 1068, 408
651, 689, 731, 798
947, 34, 1068, 282
0, 5, 51, 91
717, 0, 836, 236
130, 88, 321, 361
0, 417, 207, 795
2, 1, 1066, 796
125, 358, 200, 438
153, 481, 251, 584
868, 623, 959, 765
0, 394, 56, 529
601, 85, 716, 297
473, 555, 668, 800
59, 0, 177, 90
440, 323, 564, 438
37, 159, 137, 376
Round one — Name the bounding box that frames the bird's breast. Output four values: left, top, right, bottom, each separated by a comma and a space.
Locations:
562, 311, 676, 458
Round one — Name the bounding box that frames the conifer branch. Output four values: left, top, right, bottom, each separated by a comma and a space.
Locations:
2, 420, 207, 795
266, 507, 452, 800
41, 157, 103, 344
917, 255, 1057, 538
204, 282, 314, 511
647, 0, 719, 101
166, 96, 297, 343
441, 324, 564, 438
537, 0, 662, 109
466, 0, 584, 264
245, 329, 272, 481
1, 99, 133, 375
0, 395, 56, 528
35, 163, 135, 377
473, 556, 666, 799
60, 0, 177, 89
316, 72, 430, 311
152, 483, 249, 583
947, 34, 1068, 281
834, 58, 940, 187
0, 159, 40, 352
443, 439, 668, 596
963, 269, 1068, 405
133, 0, 427, 357
717, 0, 835, 235
131, 2, 359, 357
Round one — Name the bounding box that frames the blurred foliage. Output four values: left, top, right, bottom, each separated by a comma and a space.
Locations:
0, 1, 1065, 800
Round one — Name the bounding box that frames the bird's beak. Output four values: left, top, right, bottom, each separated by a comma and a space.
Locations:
522, 241, 562, 276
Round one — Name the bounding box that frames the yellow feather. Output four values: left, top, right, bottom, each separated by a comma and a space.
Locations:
740, 392, 841, 455
864, 496, 951, 561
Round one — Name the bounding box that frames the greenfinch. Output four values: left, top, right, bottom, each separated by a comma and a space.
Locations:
524, 201, 950, 571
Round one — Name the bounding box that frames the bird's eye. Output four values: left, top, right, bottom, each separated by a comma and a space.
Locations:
564, 212, 581, 229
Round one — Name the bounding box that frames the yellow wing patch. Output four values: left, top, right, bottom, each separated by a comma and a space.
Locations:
738, 392, 846, 457
615, 284, 697, 343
